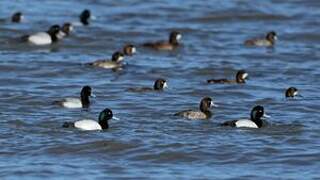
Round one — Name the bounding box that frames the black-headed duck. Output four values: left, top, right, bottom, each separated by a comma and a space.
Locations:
207, 70, 248, 84
87, 52, 125, 69
244, 31, 277, 47
174, 97, 217, 120
285, 87, 302, 98
54, 86, 95, 108
22, 25, 61, 45
128, 79, 167, 92
143, 31, 182, 50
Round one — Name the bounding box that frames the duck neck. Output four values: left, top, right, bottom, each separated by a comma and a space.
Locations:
47, 31, 58, 42
251, 117, 263, 128
236, 78, 245, 84
169, 38, 179, 45
98, 120, 109, 129
200, 105, 212, 118
81, 19, 89, 26
81, 95, 90, 108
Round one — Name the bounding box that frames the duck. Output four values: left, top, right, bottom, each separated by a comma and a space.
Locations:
80, 9, 91, 26
221, 105, 269, 128
244, 31, 277, 47
54, 86, 94, 108
123, 44, 137, 56
207, 70, 248, 84
128, 79, 167, 92
11, 12, 23, 23
63, 108, 113, 130
57, 23, 74, 39
285, 87, 302, 98
87, 51, 125, 69
22, 25, 61, 45
174, 97, 217, 120
143, 31, 182, 50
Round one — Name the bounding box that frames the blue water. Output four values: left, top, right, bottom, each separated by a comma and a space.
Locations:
0, 0, 320, 179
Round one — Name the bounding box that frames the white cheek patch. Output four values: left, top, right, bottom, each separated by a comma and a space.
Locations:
242, 73, 248, 79
274, 36, 278, 40
163, 82, 168, 88
69, 26, 74, 32
91, 15, 97, 20
293, 91, 298, 96
131, 47, 137, 54
176, 34, 182, 40
118, 56, 124, 61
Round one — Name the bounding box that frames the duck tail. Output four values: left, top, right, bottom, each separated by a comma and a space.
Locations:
62, 122, 74, 128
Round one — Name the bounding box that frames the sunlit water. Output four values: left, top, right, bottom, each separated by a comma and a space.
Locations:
0, 0, 320, 179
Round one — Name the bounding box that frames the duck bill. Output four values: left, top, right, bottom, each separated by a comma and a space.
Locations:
163, 82, 168, 89
90, 93, 96, 98
274, 36, 278, 40
112, 116, 120, 121
211, 102, 218, 107
262, 113, 271, 119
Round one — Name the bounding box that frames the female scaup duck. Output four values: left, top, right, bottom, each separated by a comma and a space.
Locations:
244, 31, 277, 47
221, 105, 269, 128
286, 87, 302, 98
87, 51, 125, 69
63, 108, 113, 130
11, 12, 23, 23
128, 79, 167, 92
57, 23, 74, 39
174, 97, 217, 120
143, 31, 182, 50
22, 25, 61, 45
80, 9, 91, 26
54, 86, 94, 108
207, 70, 248, 84
123, 44, 137, 56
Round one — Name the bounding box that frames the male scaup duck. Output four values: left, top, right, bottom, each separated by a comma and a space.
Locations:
22, 25, 61, 45
63, 108, 113, 130
57, 23, 74, 39
123, 44, 137, 56
174, 97, 217, 120
244, 31, 277, 47
80, 9, 91, 26
221, 105, 269, 128
285, 87, 302, 98
87, 51, 125, 69
128, 79, 167, 92
11, 12, 23, 23
54, 86, 94, 108
207, 70, 248, 84
143, 31, 182, 50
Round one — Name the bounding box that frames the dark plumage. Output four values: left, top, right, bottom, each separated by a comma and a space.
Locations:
143, 31, 182, 50
244, 31, 277, 47
207, 70, 248, 84
128, 79, 167, 92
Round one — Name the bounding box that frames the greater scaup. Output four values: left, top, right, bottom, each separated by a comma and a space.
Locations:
63, 108, 113, 130
221, 105, 269, 128
22, 25, 61, 45
11, 12, 23, 23
207, 70, 248, 84
174, 97, 217, 120
143, 31, 182, 50
54, 86, 94, 108
128, 79, 167, 92
244, 31, 277, 47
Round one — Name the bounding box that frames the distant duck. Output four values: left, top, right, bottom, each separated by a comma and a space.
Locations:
174, 97, 217, 120
87, 52, 125, 69
285, 87, 302, 98
221, 105, 269, 128
80, 9, 91, 26
57, 23, 74, 39
123, 44, 137, 56
54, 86, 95, 108
207, 70, 248, 84
244, 31, 277, 47
11, 12, 23, 23
128, 79, 167, 92
143, 31, 182, 50
63, 108, 113, 130
22, 25, 61, 45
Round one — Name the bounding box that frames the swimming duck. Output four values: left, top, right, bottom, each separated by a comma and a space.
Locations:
57, 23, 74, 39
87, 52, 125, 69
63, 108, 113, 130
54, 86, 94, 108
285, 87, 302, 98
11, 12, 23, 23
128, 79, 167, 92
174, 97, 217, 120
143, 31, 182, 50
80, 9, 91, 26
22, 25, 61, 45
244, 31, 277, 47
221, 105, 269, 128
207, 70, 248, 84
123, 44, 137, 56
